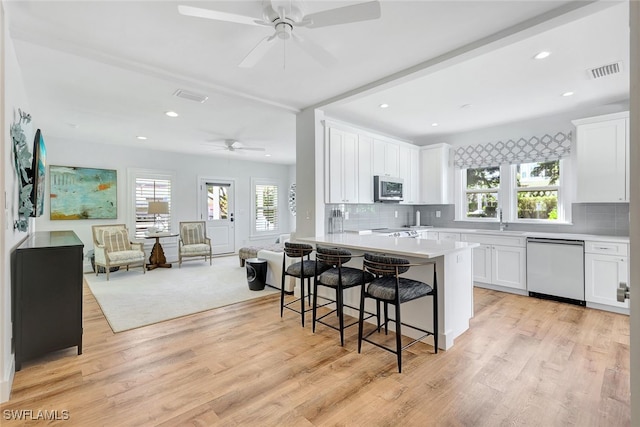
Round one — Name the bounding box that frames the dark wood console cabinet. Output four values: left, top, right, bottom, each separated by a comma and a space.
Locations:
12, 230, 84, 370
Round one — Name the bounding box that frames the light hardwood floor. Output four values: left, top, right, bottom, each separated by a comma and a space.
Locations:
1, 283, 630, 426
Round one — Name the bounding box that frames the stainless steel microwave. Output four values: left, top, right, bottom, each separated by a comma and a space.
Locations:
374, 176, 404, 202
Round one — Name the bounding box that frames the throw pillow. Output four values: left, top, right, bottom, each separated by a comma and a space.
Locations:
103, 230, 131, 252
182, 224, 205, 245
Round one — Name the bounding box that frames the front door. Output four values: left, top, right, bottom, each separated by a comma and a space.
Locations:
200, 179, 235, 255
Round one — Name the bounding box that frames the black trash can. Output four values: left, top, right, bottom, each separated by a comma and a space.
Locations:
246, 258, 268, 291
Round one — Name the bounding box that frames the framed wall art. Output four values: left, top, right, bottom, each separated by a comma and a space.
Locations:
50, 165, 117, 220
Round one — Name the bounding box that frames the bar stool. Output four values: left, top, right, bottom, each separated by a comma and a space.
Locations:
281, 242, 330, 326
358, 252, 438, 373
313, 246, 374, 346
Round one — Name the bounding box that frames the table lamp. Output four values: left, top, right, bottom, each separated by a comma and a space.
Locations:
147, 201, 169, 232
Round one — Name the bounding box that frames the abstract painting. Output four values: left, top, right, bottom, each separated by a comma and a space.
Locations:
50, 166, 117, 220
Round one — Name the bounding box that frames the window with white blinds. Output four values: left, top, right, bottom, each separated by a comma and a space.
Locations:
252, 179, 279, 235
134, 177, 172, 238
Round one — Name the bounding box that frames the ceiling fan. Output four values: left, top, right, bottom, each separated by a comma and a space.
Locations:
178, 0, 381, 68
206, 139, 266, 153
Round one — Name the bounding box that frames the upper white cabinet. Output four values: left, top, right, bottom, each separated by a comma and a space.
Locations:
419, 144, 453, 204
326, 128, 359, 203
373, 139, 400, 177
399, 145, 420, 204
358, 135, 374, 204
572, 112, 629, 202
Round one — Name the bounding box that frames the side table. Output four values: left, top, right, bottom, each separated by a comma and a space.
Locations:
145, 232, 178, 270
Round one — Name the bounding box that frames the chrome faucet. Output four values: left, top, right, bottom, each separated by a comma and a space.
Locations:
499, 208, 508, 231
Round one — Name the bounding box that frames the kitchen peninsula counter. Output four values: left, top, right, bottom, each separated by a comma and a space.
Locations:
297, 234, 479, 350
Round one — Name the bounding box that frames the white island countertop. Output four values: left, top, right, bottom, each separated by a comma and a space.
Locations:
297, 233, 478, 259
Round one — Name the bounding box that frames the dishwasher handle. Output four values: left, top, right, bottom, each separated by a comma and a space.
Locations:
526, 237, 585, 246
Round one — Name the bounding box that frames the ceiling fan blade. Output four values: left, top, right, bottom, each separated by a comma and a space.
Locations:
239, 34, 277, 68
303, 1, 381, 29
178, 5, 264, 26
292, 34, 337, 67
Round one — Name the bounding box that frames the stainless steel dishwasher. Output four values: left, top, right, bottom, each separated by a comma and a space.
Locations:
526, 237, 585, 305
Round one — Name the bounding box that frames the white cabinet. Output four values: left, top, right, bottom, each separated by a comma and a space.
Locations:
584, 240, 629, 312
357, 135, 374, 204
399, 144, 420, 204
373, 139, 399, 177
422, 231, 460, 241
572, 112, 629, 202
462, 233, 527, 292
419, 144, 453, 204
326, 128, 358, 203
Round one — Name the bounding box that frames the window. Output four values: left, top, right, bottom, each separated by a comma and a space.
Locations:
457, 159, 569, 223
253, 179, 279, 234
515, 160, 560, 220
464, 166, 500, 218
207, 183, 229, 220
134, 176, 172, 238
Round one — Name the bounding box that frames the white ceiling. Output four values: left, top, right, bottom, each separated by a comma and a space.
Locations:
5, 1, 630, 165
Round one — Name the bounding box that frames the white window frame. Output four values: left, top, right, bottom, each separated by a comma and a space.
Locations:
459, 165, 501, 221
251, 178, 280, 237
455, 159, 572, 224
511, 160, 568, 223
127, 168, 176, 240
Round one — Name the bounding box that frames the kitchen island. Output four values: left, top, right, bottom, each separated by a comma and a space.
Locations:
297, 233, 478, 350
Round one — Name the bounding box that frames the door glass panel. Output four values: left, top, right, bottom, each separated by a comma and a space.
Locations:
207, 184, 229, 220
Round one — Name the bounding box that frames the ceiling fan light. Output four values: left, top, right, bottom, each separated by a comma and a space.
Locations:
275, 22, 292, 39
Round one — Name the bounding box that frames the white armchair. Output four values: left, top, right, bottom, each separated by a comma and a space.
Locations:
92, 224, 146, 280
179, 221, 212, 267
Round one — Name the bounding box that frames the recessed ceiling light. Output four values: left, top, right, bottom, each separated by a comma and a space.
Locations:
165, 111, 179, 117
534, 51, 551, 60
562, 91, 574, 97
379, 103, 389, 109
431, 123, 439, 127
136, 136, 147, 140
265, 153, 272, 157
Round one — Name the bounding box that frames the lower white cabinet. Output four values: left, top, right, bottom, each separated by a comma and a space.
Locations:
471, 244, 526, 290
462, 233, 527, 291
422, 231, 460, 241
584, 240, 629, 311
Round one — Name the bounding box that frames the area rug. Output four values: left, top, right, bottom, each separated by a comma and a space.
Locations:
85, 255, 278, 333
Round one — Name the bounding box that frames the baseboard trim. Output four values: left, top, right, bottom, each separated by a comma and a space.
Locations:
0, 357, 15, 403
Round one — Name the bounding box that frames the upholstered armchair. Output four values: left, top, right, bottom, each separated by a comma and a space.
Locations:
178, 221, 212, 267
92, 224, 146, 280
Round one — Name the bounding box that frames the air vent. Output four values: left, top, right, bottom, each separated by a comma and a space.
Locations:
587, 61, 623, 79
173, 89, 208, 103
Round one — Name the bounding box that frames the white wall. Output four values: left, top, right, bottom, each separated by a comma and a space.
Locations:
295, 108, 325, 238
415, 103, 630, 147
34, 138, 293, 269
629, 2, 639, 425
2, 1, 35, 402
